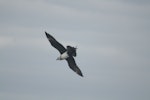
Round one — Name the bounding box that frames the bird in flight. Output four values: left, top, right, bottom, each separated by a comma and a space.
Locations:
45, 32, 83, 77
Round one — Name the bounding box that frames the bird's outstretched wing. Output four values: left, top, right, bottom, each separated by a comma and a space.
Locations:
45, 32, 66, 54
66, 56, 83, 77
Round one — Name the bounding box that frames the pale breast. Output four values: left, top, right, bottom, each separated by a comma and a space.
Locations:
60, 52, 69, 60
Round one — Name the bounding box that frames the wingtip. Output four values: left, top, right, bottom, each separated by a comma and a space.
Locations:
45, 31, 51, 38
45, 31, 48, 35
80, 74, 84, 77
76, 71, 83, 77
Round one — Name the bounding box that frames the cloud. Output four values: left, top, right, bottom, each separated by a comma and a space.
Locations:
0, 0, 150, 100
0, 0, 149, 34
0, 36, 14, 48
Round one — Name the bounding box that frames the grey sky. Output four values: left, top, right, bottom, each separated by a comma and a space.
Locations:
0, 0, 150, 100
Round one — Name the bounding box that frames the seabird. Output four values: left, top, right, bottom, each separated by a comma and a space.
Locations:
45, 32, 83, 77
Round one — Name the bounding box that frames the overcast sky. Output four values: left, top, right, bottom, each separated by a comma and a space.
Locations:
0, 0, 150, 100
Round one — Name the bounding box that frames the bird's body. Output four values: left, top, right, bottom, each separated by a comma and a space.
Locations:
57, 51, 69, 60
45, 32, 83, 77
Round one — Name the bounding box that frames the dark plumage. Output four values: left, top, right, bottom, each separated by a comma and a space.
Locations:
45, 32, 83, 77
